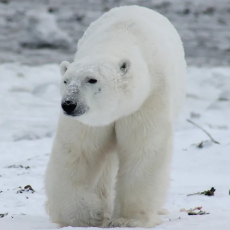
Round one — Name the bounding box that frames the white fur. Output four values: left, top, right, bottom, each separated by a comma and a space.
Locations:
45, 5, 186, 228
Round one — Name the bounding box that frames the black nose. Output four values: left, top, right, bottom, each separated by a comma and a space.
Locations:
61, 100, 77, 115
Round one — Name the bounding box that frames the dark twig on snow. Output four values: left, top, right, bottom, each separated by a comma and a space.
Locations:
186, 119, 220, 144
0, 212, 8, 218
16, 185, 35, 194
187, 187, 216, 196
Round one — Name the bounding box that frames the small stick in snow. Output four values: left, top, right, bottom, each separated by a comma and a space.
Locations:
187, 187, 216, 196
186, 119, 220, 144
187, 192, 201, 196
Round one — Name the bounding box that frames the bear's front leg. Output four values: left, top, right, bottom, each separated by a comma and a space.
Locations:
107, 112, 173, 228
45, 122, 116, 227
45, 142, 105, 227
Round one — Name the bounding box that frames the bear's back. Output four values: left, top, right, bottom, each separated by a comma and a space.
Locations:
76, 5, 186, 119
77, 6, 177, 53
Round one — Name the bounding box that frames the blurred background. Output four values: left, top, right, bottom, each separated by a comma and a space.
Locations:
1, 0, 230, 66
0, 1, 230, 230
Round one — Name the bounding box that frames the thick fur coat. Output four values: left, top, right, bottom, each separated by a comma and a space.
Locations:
45, 5, 186, 228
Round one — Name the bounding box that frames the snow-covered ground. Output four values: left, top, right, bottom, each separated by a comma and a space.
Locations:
0, 63, 230, 230
1, 0, 230, 66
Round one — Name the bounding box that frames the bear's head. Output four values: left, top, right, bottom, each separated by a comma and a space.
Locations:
59, 55, 150, 126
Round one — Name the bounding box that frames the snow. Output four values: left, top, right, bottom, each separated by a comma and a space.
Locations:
1, 0, 230, 66
19, 10, 73, 49
0, 63, 230, 229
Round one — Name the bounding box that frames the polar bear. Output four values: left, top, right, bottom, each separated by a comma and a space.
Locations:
45, 5, 186, 228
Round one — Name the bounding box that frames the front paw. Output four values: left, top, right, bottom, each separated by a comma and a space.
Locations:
103, 218, 142, 228
87, 199, 112, 227
65, 204, 105, 227
103, 216, 162, 228
59, 195, 108, 227
87, 207, 105, 226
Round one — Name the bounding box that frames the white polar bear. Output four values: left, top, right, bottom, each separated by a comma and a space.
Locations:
45, 5, 186, 228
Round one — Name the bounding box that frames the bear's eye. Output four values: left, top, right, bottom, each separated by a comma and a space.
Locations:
64, 80, 68, 84
87, 78, 97, 84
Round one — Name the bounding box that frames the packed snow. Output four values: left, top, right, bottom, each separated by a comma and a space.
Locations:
0, 63, 230, 230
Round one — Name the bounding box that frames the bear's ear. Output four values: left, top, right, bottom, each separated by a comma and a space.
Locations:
119, 59, 131, 75
60, 61, 70, 76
